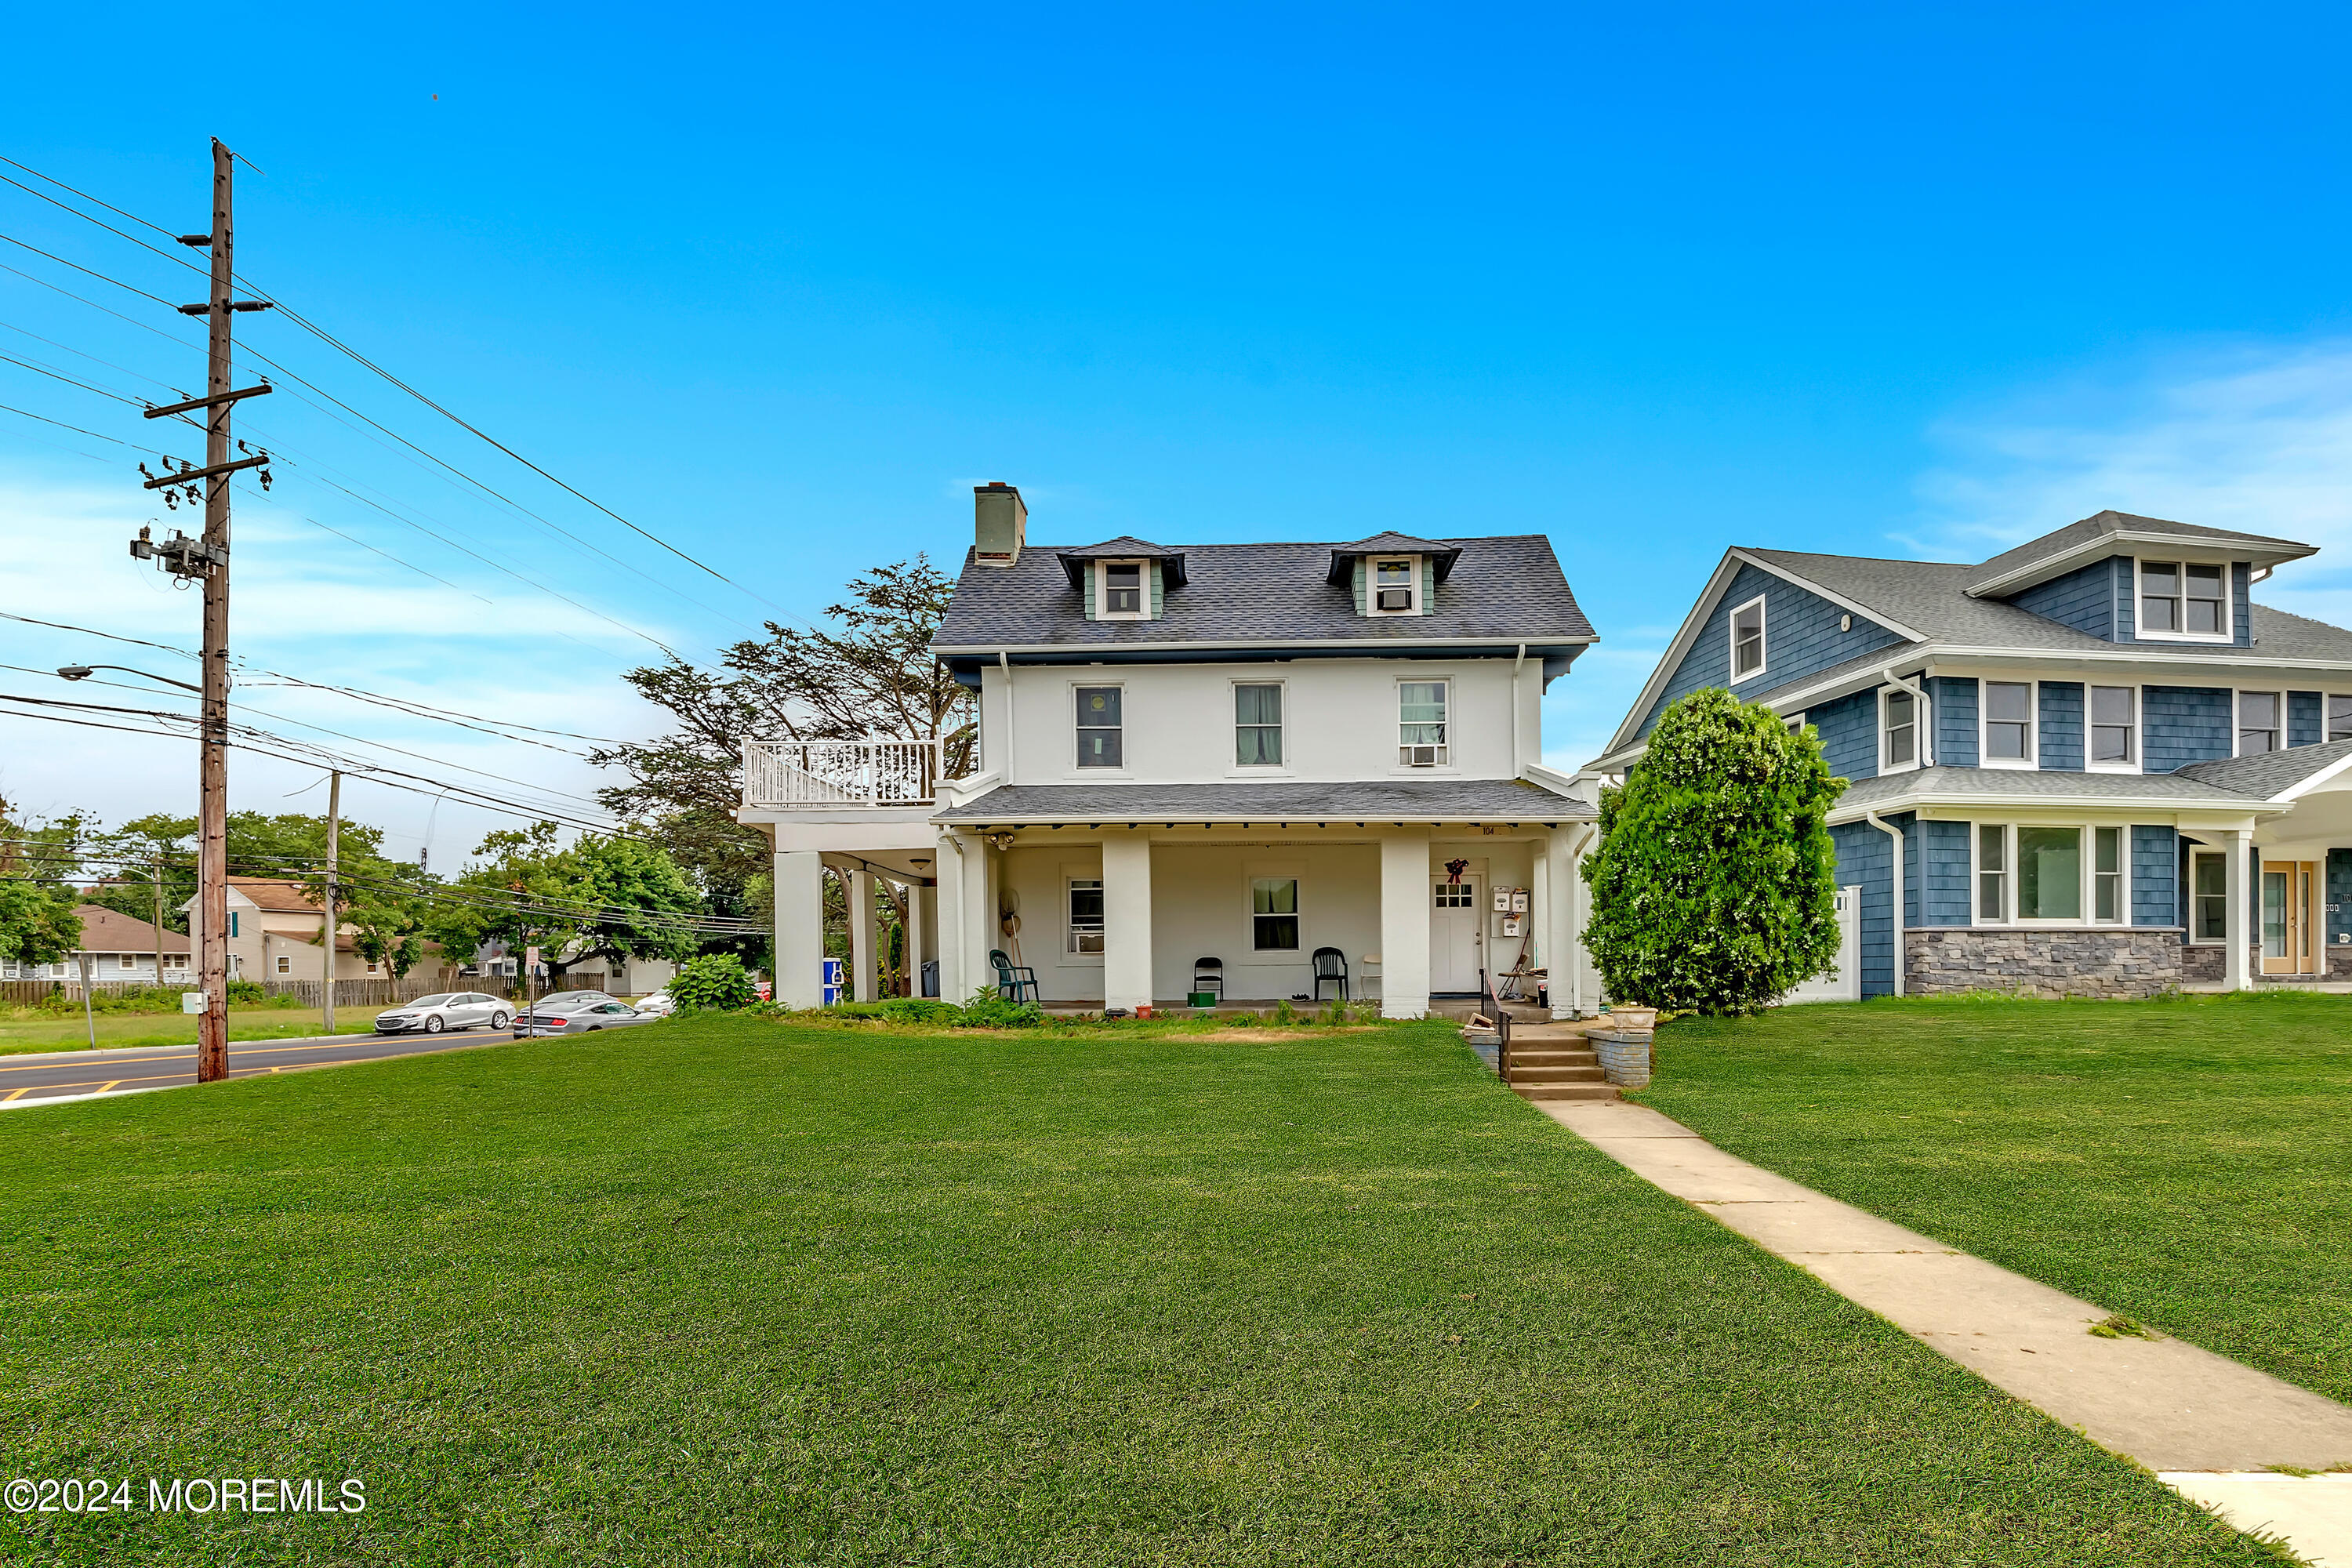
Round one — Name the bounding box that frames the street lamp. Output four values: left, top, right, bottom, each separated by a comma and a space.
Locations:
56, 664, 202, 695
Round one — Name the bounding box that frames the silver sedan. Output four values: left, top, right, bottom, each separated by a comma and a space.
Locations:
374, 993, 511, 1036
512, 998, 657, 1038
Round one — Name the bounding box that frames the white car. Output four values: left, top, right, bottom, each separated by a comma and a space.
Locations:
630, 991, 677, 1018
375, 993, 511, 1036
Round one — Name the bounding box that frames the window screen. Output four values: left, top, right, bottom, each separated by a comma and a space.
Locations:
1076, 686, 1123, 768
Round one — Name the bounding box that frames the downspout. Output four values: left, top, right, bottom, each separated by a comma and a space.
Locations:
1882, 666, 1934, 767
1863, 810, 1906, 997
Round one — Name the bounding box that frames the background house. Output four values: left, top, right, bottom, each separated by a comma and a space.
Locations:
1598, 511, 2352, 998
0, 905, 189, 985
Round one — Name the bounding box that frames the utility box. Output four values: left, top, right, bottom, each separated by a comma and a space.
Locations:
821, 957, 843, 1007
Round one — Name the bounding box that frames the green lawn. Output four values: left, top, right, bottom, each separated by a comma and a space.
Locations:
0, 1007, 361, 1054
0, 1016, 2283, 1565
1637, 993, 2352, 1409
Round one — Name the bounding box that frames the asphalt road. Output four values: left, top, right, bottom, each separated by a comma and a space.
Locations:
0, 1028, 520, 1106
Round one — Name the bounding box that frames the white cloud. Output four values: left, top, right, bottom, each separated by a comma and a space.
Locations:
1908, 339, 2352, 626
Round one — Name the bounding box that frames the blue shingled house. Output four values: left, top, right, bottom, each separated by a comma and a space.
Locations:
1592, 511, 2352, 999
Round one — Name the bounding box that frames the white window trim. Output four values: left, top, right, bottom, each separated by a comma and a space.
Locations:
1394, 675, 1453, 772
1094, 559, 1150, 621
1247, 872, 1304, 953
2132, 556, 2234, 644
1878, 686, 1921, 776
2085, 682, 2144, 775
2329, 692, 2352, 745
1367, 556, 1422, 617
1229, 677, 1290, 775
1069, 680, 1129, 777
1728, 593, 1768, 684
2186, 846, 2231, 946
1978, 677, 2040, 771
2235, 688, 2285, 758
1065, 874, 1105, 960
1969, 820, 2132, 928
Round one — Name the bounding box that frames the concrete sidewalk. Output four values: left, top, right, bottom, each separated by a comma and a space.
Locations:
1544, 1099, 2352, 1566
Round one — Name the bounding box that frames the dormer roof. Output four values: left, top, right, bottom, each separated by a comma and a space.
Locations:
1052, 537, 1189, 590
1325, 532, 1463, 586
1964, 510, 2315, 598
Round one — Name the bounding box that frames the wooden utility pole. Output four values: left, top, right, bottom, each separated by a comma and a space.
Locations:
193, 138, 236, 1084
321, 770, 339, 1034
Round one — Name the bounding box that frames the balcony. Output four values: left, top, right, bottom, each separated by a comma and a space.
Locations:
742, 739, 954, 811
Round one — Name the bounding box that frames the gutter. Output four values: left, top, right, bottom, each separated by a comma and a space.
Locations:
1862, 809, 1906, 998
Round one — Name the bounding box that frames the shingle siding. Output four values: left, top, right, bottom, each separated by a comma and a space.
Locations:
2038, 681, 2085, 771
2289, 690, 2323, 747
1810, 688, 1879, 783
2132, 826, 2178, 927
1639, 563, 1904, 738
2011, 556, 2125, 641
2143, 686, 2234, 772
1920, 818, 1971, 927
1831, 817, 1901, 997
1932, 677, 1979, 766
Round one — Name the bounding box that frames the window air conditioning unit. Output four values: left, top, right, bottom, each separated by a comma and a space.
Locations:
1402, 744, 1445, 767
1376, 587, 1413, 611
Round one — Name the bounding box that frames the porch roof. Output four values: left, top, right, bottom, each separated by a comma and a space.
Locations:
1831, 764, 2276, 819
933, 777, 1595, 826
2176, 736, 2352, 801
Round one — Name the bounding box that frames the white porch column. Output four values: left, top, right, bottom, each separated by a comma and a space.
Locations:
846, 869, 879, 1001
958, 830, 995, 1000
1544, 828, 1581, 1019
1102, 831, 1154, 1012
2226, 828, 2253, 992
1378, 827, 1432, 1018
935, 834, 967, 1001
906, 881, 931, 997
772, 848, 825, 1010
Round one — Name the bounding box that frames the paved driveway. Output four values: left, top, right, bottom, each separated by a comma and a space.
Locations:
0, 1030, 517, 1106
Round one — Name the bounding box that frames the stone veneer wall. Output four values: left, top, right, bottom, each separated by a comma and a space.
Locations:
2176, 944, 2350, 982
1906, 928, 2183, 999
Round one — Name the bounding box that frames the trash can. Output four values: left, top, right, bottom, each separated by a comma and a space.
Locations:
921, 960, 940, 999
821, 957, 843, 1007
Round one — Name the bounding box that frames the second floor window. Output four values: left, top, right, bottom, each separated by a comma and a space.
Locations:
1235, 683, 1283, 765
1103, 561, 1143, 615
2333, 694, 2352, 743
2090, 686, 2136, 765
1076, 686, 1123, 768
2238, 691, 2281, 754
2141, 561, 2227, 637
1984, 681, 2034, 762
1730, 597, 1766, 680
1399, 681, 1448, 764
1882, 688, 1916, 769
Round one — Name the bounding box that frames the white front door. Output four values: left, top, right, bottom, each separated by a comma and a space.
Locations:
1431, 875, 1483, 993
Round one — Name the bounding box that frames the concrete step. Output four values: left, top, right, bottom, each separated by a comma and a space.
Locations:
1508, 1065, 1606, 1083
1512, 1082, 1620, 1102
1508, 1048, 1599, 1066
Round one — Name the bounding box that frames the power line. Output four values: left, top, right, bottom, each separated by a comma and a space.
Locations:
0, 230, 177, 309
0, 398, 163, 452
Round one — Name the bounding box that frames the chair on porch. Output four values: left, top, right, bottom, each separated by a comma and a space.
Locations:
1311, 947, 1348, 1001
1192, 957, 1224, 1000
988, 949, 1039, 1002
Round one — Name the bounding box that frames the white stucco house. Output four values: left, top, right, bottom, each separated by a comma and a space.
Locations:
741, 483, 1606, 1018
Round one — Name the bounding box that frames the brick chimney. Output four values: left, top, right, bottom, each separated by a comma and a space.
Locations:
973, 481, 1025, 567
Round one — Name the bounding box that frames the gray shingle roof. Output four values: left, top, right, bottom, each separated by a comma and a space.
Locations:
2246, 604, 2352, 662
1052, 538, 1189, 590
1835, 765, 2267, 811
1966, 510, 2314, 593
935, 778, 1595, 823
2176, 737, 2352, 800
933, 536, 1595, 651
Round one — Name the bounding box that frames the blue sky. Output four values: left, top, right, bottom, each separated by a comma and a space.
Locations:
6, 3, 2352, 863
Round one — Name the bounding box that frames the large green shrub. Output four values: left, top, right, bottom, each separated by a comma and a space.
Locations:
1581, 688, 1844, 1015
955, 986, 1045, 1029
669, 953, 757, 1011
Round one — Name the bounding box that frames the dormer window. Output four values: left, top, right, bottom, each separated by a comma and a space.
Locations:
2137, 560, 2230, 640
1372, 558, 1416, 614
1097, 560, 1148, 619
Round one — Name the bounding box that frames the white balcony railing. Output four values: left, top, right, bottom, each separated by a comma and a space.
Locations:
743, 739, 946, 810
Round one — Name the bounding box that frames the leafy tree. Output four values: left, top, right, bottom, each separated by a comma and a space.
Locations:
0, 803, 85, 975
589, 556, 972, 982
1581, 688, 1845, 1015
435, 823, 702, 985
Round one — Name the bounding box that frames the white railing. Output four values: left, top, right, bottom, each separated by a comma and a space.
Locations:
743, 739, 946, 809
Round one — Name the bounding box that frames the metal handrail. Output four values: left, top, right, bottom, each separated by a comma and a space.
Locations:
1483, 966, 1513, 1083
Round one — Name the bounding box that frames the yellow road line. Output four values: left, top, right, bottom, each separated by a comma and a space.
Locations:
1, 1087, 25, 1102
96, 1081, 120, 1092
0, 1033, 433, 1074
